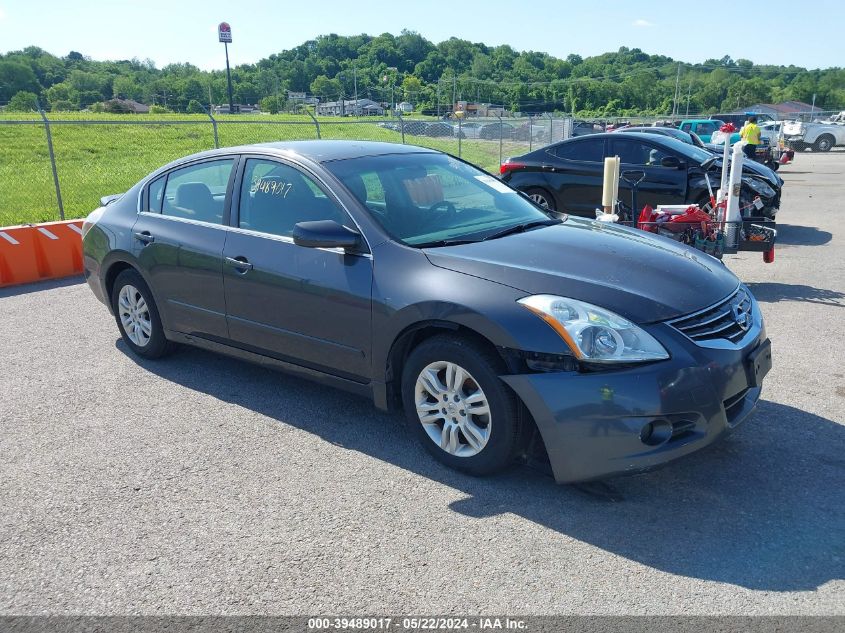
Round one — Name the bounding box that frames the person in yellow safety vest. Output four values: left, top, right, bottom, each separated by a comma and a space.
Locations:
740, 115, 762, 160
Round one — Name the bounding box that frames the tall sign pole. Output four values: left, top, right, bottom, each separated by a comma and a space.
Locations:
218, 22, 234, 114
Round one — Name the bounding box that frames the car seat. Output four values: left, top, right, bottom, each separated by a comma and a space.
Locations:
171, 182, 219, 222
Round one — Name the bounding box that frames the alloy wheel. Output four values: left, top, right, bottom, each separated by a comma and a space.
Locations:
530, 193, 550, 209
414, 361, 491, 457
118, 284, 152, 348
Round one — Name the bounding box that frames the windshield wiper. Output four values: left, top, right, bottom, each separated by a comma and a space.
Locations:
414, 238, 482, 248
481, 219, 560, 242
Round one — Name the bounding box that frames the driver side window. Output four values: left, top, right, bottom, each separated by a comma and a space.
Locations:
613, 140, 671, 167
238, 159, 348, 238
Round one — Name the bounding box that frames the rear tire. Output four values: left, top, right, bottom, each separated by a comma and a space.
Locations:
523, 187, 557, 212
813, 135, 834, 152
111, 269, 172, 359
401, 335, 521, 476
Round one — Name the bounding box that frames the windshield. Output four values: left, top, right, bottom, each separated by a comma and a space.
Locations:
325, 152, 555, 247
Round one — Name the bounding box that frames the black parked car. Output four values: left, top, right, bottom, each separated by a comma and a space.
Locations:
500, 132, 780, 218
615, 126, 784, 190
82, 141, 770, 483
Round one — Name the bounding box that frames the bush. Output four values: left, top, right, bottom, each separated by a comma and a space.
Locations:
259, 95, 281, 114
7, 91, 39, 112
51, 100, 77, 112
186, 99, 205, 114
102, 99, 132, 114
149, 105, 171, 114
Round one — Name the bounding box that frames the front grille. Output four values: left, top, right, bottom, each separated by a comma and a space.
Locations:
669, 287, 753, 344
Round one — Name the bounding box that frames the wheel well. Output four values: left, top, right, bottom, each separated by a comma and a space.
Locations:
104, 261, 134, 303
385, 321, 550, 469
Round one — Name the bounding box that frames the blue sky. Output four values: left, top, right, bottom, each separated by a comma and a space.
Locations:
2, 0, 842, 70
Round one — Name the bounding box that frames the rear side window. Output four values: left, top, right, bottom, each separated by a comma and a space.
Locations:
146, 176, 165, 213
550, 139, 604, 162
161, 159, 235, 225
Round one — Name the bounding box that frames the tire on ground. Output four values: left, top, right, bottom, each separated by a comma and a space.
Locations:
110, 268, 172, 359
813, 135, 834, 152
401, 334, 521, 476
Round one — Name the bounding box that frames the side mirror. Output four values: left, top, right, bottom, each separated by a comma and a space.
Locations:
293, 220, 362, 251
660, 156, 683, 169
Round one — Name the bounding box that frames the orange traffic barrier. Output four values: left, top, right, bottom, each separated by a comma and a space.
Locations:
0, 220, 84, 288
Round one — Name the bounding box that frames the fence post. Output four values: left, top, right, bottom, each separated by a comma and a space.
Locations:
38, 104, 64, 221
457, 116, 462, 157
302, 105, 321, 139
497, 114, 504, 167
546, 113, 553, 144
206, 107, 219, 148
528, 114, 533, 152
396, 112, 405, 144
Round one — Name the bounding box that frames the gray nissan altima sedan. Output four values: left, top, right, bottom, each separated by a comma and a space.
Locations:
82, 141, 771, 483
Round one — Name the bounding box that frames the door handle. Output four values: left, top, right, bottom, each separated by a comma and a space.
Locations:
541, 165, 555, 171
225, 256, 253, 272
134, 231, 155, 244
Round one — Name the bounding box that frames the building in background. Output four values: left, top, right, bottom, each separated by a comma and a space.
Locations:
316, 99, 384, 116
731, 101, 819, 119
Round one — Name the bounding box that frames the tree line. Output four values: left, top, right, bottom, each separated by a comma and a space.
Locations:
1, 31, 842, 116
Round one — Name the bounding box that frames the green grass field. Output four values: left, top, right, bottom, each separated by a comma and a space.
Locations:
0, 113, 534, 226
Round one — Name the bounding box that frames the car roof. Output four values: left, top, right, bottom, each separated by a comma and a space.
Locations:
171, 140, 439, 166
527, 131, 710, 160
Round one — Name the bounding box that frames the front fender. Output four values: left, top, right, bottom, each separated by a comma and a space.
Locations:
369, 242, 573, 408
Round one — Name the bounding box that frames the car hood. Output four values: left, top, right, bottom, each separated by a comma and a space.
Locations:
423, 219, 739, 323
702, 151, 783, 188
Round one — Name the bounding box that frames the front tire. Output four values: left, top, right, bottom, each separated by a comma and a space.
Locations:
401, 335, 521, 476
111, 269, 172, 359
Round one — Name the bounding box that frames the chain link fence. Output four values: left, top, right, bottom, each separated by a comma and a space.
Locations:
0, 111, 574, 225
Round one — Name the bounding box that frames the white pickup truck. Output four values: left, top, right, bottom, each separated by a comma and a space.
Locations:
784, 114, 845, 152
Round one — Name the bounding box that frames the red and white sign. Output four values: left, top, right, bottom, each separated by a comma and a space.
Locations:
218, 22, 232, 43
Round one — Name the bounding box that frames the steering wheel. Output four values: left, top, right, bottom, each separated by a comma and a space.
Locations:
429, 200, 458, 219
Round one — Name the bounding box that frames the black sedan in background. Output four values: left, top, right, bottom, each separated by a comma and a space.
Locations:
82, 141, 770, 483
615, 126, 785, 188
500, 132, 780, 218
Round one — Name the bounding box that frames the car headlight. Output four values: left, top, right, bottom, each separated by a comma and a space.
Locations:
742, 176, 775, 197
518, 295, 669, 363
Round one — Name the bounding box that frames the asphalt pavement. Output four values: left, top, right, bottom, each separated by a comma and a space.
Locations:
1, 153, 843, 615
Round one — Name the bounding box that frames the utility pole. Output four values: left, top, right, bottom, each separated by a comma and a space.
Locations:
437, 80, 440, 117
685, 78, 693, 116
671, 62, 681, 118
353, 66, 358, 115
452, 74, 457, 113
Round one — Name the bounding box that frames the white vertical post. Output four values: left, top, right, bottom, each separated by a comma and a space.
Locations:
725, 142, 745, 247
719, 136, 731, 202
